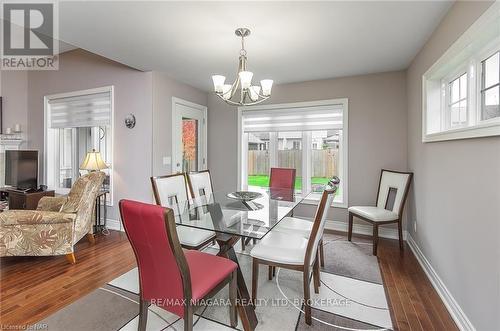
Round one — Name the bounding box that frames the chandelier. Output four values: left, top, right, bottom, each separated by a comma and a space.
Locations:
212, 28, 273, 106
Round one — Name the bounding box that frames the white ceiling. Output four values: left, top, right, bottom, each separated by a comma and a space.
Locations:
57, 1, 453, 91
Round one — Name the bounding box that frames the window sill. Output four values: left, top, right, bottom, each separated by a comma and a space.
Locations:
423, 119, 500, 142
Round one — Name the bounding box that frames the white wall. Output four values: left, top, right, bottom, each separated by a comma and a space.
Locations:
406, 1, 499, 329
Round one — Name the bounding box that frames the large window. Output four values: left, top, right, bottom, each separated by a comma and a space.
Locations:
423, 3, 500, 141
239, 99, 348, 207
45, 87, 113, 203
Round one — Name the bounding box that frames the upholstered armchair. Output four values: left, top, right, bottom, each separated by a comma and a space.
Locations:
0, 172, 105, 264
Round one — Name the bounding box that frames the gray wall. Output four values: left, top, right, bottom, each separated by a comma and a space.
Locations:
0, 70, 28, 139
208, 71, 408, 225
406, 1, 499, 329
152, 72, 207, 176
26, 49, 153, 220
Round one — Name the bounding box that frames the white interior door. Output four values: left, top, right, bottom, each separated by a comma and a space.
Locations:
172, 98, 207, 173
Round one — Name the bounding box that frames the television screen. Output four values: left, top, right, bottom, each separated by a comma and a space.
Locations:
5, 150, 38, 190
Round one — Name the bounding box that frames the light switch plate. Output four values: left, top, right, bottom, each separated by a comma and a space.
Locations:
162, 156, 171, 165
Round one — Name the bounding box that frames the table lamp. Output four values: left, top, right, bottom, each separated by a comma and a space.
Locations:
80, 149, 108, 172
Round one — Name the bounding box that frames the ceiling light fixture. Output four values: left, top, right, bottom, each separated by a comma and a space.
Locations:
212, 28, 273, 106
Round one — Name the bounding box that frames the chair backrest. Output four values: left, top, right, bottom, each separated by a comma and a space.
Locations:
187, 170, 213, 199
269, 168, 296, 190
119, 200, 190, 318
305, 186, 337, 267
375, 169, 413, 217
61, 171, 105, 242
151, 173, 189, 208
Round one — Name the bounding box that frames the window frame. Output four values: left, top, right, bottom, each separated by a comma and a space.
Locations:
444, 71, 468, 130
43, 86, 114, 206
422, 2, 500, 142
479, 50, 500, 122
237, 98, 348, 208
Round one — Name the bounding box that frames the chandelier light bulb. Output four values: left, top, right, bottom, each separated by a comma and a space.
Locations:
261, 79, 273, 96
249, 86, 261, 101
222, 84, 232, 100
212, 75, 226, 93
239, 71, 253, 89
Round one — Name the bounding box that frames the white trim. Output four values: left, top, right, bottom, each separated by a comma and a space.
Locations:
237, 98, 349, 208
171, 97, 208, 173
325, 219, 407, 240
44, 86, 114, 206
407, 236, 475, 331
106, 218, 122, 232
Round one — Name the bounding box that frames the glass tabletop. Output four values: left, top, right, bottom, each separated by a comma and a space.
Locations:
171, 187, 310, 240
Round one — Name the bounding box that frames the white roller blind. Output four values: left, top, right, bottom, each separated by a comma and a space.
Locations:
242, 104, 343, 132
48, 91, 111, 128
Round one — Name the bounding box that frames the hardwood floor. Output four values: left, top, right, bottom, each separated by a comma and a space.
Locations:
0, 231, 136, 327
0, 230, 457, 331
377, 238, 459, 331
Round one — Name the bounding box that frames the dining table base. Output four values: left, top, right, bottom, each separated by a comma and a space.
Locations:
215, 233, 258, 331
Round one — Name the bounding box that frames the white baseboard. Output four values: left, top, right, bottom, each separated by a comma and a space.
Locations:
325, 219, 407, 240
407, 235, 475, 331
106, 218, 122, 231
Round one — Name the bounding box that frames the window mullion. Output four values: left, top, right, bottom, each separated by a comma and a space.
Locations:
269, 132, 278, 168
302, 131, 311, 193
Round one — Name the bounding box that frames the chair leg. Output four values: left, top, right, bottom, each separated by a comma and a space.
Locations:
303, 268, 312, 325
313, 254, 320, 294
398, 220, 404, 251
241, 237, 246, 251
138, 298, 149, 331
184, 305, 193, 331
348, 212, 354, 241
372, 224, 379, 256
229, 270, 238, 328
65, 253, 76, 264
319, 239, 325, 267
273, 266, 276, 277
252, 258, 259, 304
268, 266, 273, 280
86, 233, 95, 244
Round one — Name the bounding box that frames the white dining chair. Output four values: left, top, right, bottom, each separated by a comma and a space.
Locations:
151, 173, 216, 250
250, 187, 337, 326
348, 169, 413, 255
187, 170, 213, 201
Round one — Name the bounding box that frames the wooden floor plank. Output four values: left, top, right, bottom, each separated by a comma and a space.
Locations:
0, 231, 136, 326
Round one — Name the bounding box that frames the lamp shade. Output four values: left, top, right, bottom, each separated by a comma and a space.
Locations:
212, 75, 226, 93
80, 149, 108, 171
261, 79, 273, 96
239, 71, 253, 88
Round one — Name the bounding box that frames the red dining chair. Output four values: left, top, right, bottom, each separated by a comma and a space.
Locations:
119, 200, 237, 331
242, 167, 297, 251
269, 167, 296, 190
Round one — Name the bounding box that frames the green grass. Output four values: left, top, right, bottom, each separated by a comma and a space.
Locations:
247, 175, 330, 190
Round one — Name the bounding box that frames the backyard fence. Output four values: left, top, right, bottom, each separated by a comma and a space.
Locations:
248, 149, 338, 177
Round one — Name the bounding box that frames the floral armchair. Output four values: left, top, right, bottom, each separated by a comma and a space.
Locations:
0, 172, 105, 264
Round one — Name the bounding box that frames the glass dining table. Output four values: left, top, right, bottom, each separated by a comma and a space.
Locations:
171, 187, 310, 331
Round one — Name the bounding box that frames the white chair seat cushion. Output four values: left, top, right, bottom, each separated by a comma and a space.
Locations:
273, 216, 313, 238
250, 231, 308, 265
176, 226, 215, 247
348, 206, 398, 222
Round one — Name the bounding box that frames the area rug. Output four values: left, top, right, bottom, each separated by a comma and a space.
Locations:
35, 233, 392, 331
